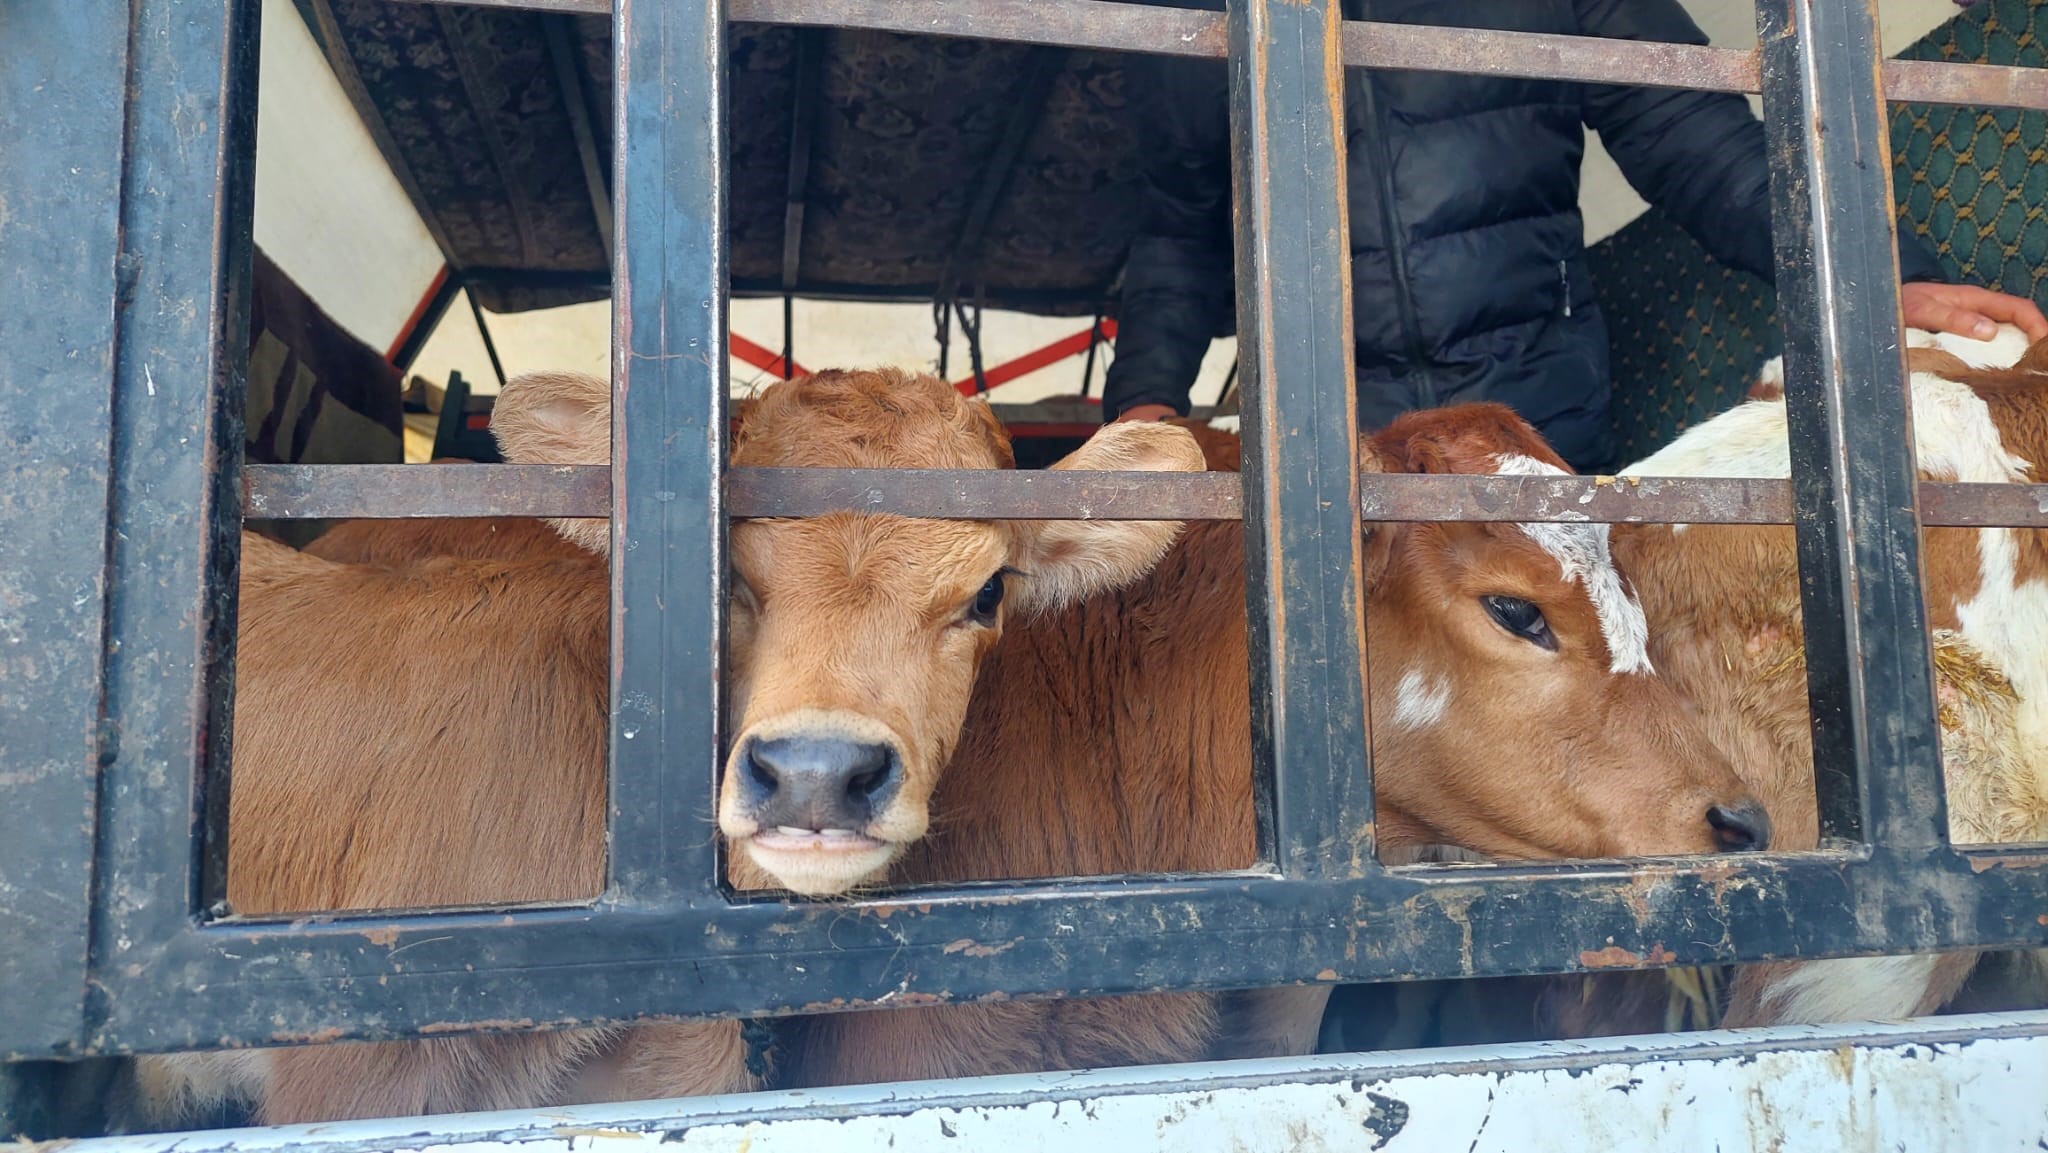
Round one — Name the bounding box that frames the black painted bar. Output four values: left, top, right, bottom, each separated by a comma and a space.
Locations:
0, 0, 130, 1063
76, 844, 2048, 1053
606, 0, 730, 906
87, 0, 261, 1054
1229, 0, 1374, 881
1758, 0, 1946, 850
20, 0, 2048, 1067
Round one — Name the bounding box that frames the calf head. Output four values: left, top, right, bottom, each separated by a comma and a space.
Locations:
497, 368, 1206, 895
1361, 404, 1770, 859
722, 372, 1207, 892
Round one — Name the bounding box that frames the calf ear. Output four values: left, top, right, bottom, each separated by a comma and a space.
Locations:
1358, 434, 1398, 592
491, 371, 612, 555
1368, 402, 1566, 477
1008, 422, 1206, 613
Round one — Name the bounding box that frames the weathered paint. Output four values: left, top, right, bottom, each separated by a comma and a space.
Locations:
63, 1012, 2048, 1152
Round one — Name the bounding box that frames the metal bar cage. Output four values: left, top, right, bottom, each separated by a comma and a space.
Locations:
6, 0, 2048, 1064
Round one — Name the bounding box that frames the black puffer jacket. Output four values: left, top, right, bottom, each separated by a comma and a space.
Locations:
1102, 0, 1947, 472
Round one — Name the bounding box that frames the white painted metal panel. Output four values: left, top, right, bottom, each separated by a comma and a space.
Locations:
78, 1011, 2048, 1153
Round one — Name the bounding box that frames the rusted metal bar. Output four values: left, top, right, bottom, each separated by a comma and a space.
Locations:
1229, 0, 1373, 882
1340, 18, 1753, 93
1886, 57, 2048, 111
1759, 0, 1945, 850
240, 465, 2048, 528
607, 0, 730, 906
393, 0, 2048, 111
729, 467, 1242, 520
244, 464, 609, 519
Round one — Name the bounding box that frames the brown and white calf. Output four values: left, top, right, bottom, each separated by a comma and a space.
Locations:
139, 373, 1769, 1125
1598, 324, 2048, 1030
780, 401, 1774, 1088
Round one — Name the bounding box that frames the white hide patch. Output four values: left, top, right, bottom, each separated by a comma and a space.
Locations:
1757, 955, 1949, 1024
1627, 397, 1793, 481
1913, 370, 2048, 752
1906, 321, 2033, 369
1625, 327, 2048, 836
1490, 454, 1653, 675
1390, 668, 1451, 731
1630, 324, 2035, 485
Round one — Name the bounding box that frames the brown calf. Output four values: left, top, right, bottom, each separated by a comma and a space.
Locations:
137, 368, 1204, 1126
777, 402, 1771, 1088
1590, 325, 2048, 1032
144, 377, 1768, 1123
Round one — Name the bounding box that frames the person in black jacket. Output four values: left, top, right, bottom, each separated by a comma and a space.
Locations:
1103, 0, 2048, 473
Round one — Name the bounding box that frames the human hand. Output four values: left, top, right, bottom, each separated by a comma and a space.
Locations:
1900, 281, 2048, 343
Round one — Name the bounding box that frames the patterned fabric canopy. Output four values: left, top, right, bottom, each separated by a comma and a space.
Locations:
298, 0, 1147, 316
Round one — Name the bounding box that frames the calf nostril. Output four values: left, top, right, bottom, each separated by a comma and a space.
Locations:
1707, 802, 1771, 852
844, 745, 894, 799
744, 736, 898, 832
744, 741, 780, 794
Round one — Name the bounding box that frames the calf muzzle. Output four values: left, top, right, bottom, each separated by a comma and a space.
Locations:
1707, 800, 1772, 852
738, 735, 900, 834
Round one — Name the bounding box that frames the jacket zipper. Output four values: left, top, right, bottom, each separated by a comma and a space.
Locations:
1351, 0, 1433, 406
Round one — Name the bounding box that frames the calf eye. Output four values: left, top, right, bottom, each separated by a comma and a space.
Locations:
1482, 595, 1556, 650
966, 571, 1006, 626
729, 569, 761, 613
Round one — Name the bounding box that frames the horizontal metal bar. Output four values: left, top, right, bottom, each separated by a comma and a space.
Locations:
242, 465, 2048, 528
244, 464, 609, 519
388, 0, 2048, 112
56, 1013, 2048, 1153
86, 844, 2048, 1052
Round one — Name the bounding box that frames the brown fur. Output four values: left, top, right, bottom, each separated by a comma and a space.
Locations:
305, 515, 587, 567
783, 407, 1769, 1090
1572, 337, 2048, 1036
159, 384, 1766, 1122
142, 369, 1204, 1126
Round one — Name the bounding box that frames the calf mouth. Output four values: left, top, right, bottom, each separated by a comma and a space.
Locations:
737, 824, 902, 896
751, 826, 889, 853
719, 712, 921, 894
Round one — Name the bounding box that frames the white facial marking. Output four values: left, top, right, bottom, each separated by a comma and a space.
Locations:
1490, 454, 1653, 675
1391, 668, 1451, 731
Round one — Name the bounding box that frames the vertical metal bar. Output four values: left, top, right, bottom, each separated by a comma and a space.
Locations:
1758, 0, 1945, 849
0, 0, 130, 1063
608, 0, 729, 904
464, 288, 510, 389
1228, 0, 1374, 879
89, 0, 260, 1047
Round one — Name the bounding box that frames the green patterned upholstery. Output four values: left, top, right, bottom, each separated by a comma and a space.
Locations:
1591, 0, 2048, 465
1585, 207, 1779, 466
1891, 0, 2048, 302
